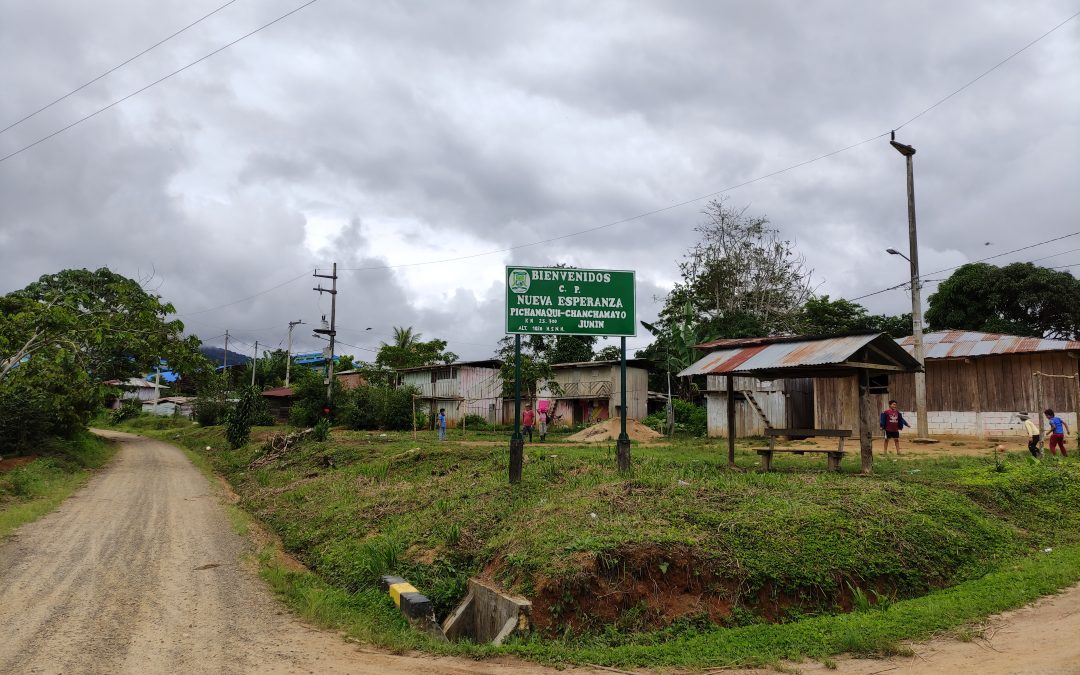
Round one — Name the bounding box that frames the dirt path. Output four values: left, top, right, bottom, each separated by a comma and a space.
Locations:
0, 430, 596, 675
767, 581, 1080, 675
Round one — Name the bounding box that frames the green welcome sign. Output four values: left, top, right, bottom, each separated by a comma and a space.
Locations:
505, 266, 636, 337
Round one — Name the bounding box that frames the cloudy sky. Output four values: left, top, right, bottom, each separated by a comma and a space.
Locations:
2, 0, 1078, 361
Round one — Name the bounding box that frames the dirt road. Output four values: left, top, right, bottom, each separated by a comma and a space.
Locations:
0, 431, 593, 675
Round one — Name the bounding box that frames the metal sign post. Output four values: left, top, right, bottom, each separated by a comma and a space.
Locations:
505, 266, 636, 479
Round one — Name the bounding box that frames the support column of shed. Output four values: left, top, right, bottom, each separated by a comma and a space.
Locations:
726, 374, 736, 467
858, 369, 875, 475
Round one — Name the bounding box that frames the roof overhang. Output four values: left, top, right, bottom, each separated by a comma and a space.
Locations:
680, 333, 921, 379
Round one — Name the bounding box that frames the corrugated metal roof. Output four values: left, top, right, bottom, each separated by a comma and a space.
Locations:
897, 331, 1080, 359
680, 333, 918, 377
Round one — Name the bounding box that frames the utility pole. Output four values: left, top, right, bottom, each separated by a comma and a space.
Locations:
313, 263, 338, 405
285, 320, 303, 387
223, 329, 230, 370
250, 340, 259, 387
890, 132, 930, 440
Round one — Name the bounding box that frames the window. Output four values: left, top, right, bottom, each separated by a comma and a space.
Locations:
431, 367, 455, 382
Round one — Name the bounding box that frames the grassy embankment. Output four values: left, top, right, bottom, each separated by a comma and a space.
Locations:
0, 432, 116, 537
133, 419, 1080, 668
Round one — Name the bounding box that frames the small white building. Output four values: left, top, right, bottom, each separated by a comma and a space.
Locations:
105, 377, 170, 407
396, 360, 504, 427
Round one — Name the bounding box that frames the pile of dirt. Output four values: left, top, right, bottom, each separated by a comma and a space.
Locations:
566, 418, 663, 443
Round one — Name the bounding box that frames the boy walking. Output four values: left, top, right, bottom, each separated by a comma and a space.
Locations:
437, 408, 447, 441
1043, 409, 1070, 456
1019, 413, 1041, 458
879, 400, 911, 454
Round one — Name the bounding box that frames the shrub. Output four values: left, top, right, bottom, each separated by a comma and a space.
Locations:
313, 418, 331, 442
340, 384, 418, 431
672, 399, 707, 437
110, 398, 142, 425
193, 377, 230, 426
225, 386, 262, 449
463, 413, 490, 430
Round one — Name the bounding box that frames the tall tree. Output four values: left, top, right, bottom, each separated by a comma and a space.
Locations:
375, 326, 457, 370
547, 335, 597, 364
925, 263, 1080, 339
0, 268, 204, 450
671, 198, 815, 335
799, 296, 912, 338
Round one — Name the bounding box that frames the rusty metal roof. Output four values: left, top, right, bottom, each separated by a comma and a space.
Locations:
680, 333, 919, 378
898, 331, 1080, 359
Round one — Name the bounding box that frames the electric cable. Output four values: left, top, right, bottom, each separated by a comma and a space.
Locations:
0, 0, 321, 165
0, 0, 241, 136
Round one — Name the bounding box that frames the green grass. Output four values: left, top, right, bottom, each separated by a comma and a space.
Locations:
0, 432, 117, 537
146, 424, 1080, 667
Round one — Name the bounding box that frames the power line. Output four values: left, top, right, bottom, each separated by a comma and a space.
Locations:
0, 0, 240, 136
0, 0, 321, 165
892, 8, 1080, 132
110, 8, 1079, 315
175, 271, 310, 316
849, 231, 1080, 301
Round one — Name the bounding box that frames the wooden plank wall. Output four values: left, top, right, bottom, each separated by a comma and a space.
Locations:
814, 375, 888, 432
889, 353, 1079, 412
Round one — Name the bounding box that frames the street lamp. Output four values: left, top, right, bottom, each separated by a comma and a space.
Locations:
889, 132, 931, 441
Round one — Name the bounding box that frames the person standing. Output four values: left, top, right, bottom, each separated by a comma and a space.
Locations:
437, 408, 447, 441
1019, 413, 1041, 458
879, 400, 911, 455
1043, 409, 1070, 456
522, 404, 535, 443
537, 400, 549, 442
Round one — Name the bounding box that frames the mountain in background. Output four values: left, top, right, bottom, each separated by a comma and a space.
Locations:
199, 345, 251, 367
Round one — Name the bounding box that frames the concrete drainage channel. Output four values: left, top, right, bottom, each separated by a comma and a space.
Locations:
380, 575, 532, 644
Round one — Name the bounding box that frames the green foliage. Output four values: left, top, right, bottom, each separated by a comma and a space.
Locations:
313, 418, 331, 442
799, 296, 912, 338
463, 413, 490, 429
666, 198, 813, 336
926, 262, 1080, 339
109, 398, 142, 424
193, 377, 231, 427
496, 334, 559, 399
225, 386, 262, 449
642, 400, 705, 437
341, 384, 418, 431
0, 351, 100, 453
289, 370, 342, 427
547, 335, 597, 364
375, 326, 458, 370
1, 433, 116, 537
165, 424, 1080, 667
594, 345, 622, 361
0, 267, 207, 449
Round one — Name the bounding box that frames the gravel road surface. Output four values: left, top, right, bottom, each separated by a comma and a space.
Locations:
0, 430, 593, 675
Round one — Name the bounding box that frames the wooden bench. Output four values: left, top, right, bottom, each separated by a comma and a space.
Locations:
756, 428, 852, 472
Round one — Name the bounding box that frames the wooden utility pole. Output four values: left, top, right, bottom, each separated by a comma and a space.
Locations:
1034, 372, 1045, 439
250, 341, 259, 387
285, 319, 303, 387
313, 264, 338, 405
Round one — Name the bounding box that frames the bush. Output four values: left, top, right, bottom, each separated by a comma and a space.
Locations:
340, 384, 418, 431
225, 386, 262, 449
109, 398, 142, 425
463, 413, 490, 429
193, 377, 231, 426
643, 400, 706, 437
288, 371, 342, 427
313, 418, 331, 442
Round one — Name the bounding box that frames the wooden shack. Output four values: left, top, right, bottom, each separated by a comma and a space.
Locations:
535, 359, 649, 427
816, 331, 1080, 437
704, 375, 814, 437
396, 360, 504, 427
